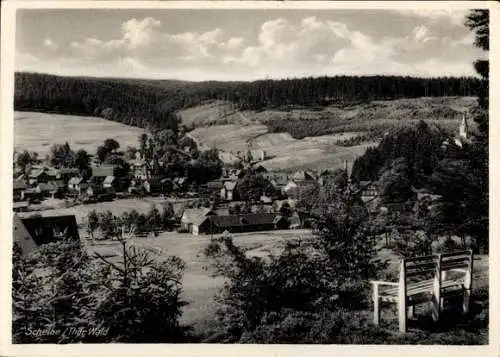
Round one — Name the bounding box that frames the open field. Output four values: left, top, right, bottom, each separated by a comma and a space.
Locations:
84, 229, 314, 333
82, 230, 489, 338
189, 123, 375, 171
185, 96, 475, 171
14, 111, 145, 156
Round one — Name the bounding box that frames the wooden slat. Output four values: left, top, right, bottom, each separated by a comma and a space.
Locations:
441, 262, 470, 271
370, 280, 399, 286
380, 295, 398, 302
405, 261, 437, 270
442, 256, 470, 264
441, 250, 471, 258
406, 268, 436, 277
405, 254, 437, 263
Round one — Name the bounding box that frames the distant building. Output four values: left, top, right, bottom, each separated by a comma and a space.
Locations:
91, 164, 117, 178
191, 213, 287, 235
359, 181, 378, 202
263, 172, 289, 190
220, 181, 237, 201
28, 167, 59, 185
59, 168, 80, 183
13, 179, 27, 201
180, 207, 215, 233
17, 213, 80, 246
68, 177, 85, 193
282, 180, 318, 199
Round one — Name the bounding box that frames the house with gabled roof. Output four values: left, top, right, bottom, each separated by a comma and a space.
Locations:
68, 176, 85, 193
18, 213, 80, 246
180, 207, 216, 233
28, 167, 59, 185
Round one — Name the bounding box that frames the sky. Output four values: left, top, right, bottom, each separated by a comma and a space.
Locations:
15, 8, 487, 81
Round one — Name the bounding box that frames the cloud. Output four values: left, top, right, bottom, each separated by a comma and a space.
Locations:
16, 15, 482, 80
394, 9, 469, 27
43, 38, 58, 50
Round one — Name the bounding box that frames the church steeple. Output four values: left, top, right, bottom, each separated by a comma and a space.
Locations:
459, 113, 468, 140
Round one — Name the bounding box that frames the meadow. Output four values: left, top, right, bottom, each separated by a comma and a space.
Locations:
14, 111, 145, 157
184, 96, 476, 171
82, 229, 489, 342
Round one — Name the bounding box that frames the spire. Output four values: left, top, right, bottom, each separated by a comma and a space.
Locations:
459, 113, 468, 140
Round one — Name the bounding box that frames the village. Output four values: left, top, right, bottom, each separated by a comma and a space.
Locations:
13, 136, 379, 242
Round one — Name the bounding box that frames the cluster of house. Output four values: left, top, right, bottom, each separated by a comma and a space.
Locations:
13, 163, 126, 210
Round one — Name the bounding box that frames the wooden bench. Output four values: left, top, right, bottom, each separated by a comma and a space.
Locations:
371, 250, 473, 332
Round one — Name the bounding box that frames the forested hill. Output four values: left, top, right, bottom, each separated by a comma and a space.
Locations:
14, 72, 480, 131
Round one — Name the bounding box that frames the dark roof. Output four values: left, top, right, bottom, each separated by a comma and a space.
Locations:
20, 214, 80, 246
92, 165, 115, 177
52, 180, 65, 189
207, 213, 278, 229
13, 214, 38, 256
263, 172, 289, 186
37, 182, 53, 192
59, 168, 80, 175
207, 180, 223, 189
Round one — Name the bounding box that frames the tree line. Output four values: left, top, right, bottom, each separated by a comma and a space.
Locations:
15, 72, 480, 133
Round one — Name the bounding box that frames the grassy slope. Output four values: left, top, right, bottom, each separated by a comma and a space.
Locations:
182, 96, 476, 172
14, 111, 145, 157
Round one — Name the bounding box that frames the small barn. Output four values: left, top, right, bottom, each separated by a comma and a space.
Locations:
180, 207, 215, 233
193, 213, 283, 235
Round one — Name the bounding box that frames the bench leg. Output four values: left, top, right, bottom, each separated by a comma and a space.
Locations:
431, 296, 440, 322
398, 297, 407, 332
373, 297, 380, 325
463, 289, 471, 315
373, 284, 380, 325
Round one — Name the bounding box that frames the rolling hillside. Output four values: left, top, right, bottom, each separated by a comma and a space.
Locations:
14, 111, 145, 156
183, 96, 476, 171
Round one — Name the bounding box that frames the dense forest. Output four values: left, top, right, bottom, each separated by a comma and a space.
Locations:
226, 76, 481, 110
15, 72, 480, 132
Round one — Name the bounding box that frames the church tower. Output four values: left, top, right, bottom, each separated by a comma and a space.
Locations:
459, 113, 468, 140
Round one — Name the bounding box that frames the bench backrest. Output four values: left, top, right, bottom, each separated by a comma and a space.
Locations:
399, 250, 473, 291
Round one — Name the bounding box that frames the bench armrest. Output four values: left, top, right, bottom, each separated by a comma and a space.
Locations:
371, 280, 399, 287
